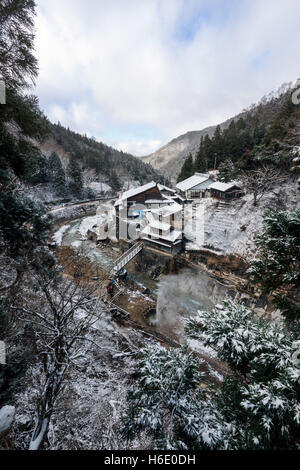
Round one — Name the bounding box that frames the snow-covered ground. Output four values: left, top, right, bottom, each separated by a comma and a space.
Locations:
78, 216, 99, 239
52, 224, 70, 246
49, 200, 102, 222
12, 309, 152, 450
88, 182, 111, 193
184, 180, 300, 260
52, 216, 100, 246
187, 338, 218, 360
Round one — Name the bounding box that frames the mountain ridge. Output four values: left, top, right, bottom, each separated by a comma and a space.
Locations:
142, 84, 292, 182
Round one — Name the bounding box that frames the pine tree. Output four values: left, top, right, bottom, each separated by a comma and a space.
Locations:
110, 170, 121, 192
249, 209, 300, 324
202, 134, 214, 169
253, 123, 266, 146
67, 155, 83, 198
0, 0, 38, 91
0, 0, 58, 421
218, 158, 236, 182
186, 300, 300, 448
212, 125, 223, 165
177, 154, 194, 183
0, 123, 56, 296
194, 137, 207, 173
48, 152, 66, 196
223, 120, 239, 161
122, 299, 300, 450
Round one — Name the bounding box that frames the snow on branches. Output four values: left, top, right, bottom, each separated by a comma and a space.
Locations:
249, 209, 300, 322
123, 299, 300, 450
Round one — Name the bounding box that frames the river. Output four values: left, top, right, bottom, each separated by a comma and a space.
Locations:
59, 217, 240, 321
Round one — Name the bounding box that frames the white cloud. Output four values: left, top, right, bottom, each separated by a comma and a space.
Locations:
35, 0, 300, 155
116, 139, 162, 156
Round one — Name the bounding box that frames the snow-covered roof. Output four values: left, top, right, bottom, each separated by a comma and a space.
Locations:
151, 203, 182, 216
145, 199, 165, 204
162, 194, 174, 201
170, 194, 185, 201
208, 181, 241, 192
114, 181, 157, 206
158, 183, 176, 193
142, 225, 182, 242
176, 174, 210, 192
148, 220, 171, 231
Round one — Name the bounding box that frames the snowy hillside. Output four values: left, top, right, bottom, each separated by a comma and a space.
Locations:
185, 179, 300, 260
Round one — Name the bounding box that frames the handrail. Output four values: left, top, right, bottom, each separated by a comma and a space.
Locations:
112, 242, 143, 265
110, 241, 143, 274
113, 241, 143, 266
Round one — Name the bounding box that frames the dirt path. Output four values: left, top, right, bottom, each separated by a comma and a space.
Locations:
48, 196, 116, 214
55, 245, 231, 386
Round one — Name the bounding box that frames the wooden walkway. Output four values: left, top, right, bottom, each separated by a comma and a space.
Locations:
110, 241, 143, 275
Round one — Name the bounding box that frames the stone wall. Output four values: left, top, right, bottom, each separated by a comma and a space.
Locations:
186, 249, 249, 276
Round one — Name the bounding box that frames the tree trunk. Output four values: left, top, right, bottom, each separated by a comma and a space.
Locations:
29, 416, 50, 450
253, 192, 258, 206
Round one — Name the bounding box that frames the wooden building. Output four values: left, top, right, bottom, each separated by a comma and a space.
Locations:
176, 173, 214, 199
141, 204, 183, 254
114, 181, 164, 240
208, 181, 243, 200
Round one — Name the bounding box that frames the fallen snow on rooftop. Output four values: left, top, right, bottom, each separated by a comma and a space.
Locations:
208, 181, 240, 192
176, 174, 210, 192
114, 181, 157, 206
142, 225, 182, 242
151, 203, 182, 216
147, 220, 171, 231
157, 183, 176, 193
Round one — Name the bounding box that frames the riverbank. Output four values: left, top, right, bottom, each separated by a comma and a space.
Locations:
53, 212, 272, 325
54, 244, 231, 386
49, 197, 116, 223
50, 211, 277, 388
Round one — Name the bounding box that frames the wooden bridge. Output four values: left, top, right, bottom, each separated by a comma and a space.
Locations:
110, 241, 143, 275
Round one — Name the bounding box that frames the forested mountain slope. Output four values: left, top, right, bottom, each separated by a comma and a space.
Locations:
1, 95, 167, 204
143, 84, 292, 181
177, 84, 300, 184
39, 122, 168, 195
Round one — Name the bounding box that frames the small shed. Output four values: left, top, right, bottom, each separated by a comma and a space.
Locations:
176, 173, 214, 199
208, 181, 243, 200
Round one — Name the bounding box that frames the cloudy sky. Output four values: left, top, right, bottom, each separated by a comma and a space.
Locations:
35, 0, 300, 156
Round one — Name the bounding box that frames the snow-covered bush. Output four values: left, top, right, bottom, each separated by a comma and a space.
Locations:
186, 300, 300, 448
122, 345, 218, 449
123, 300, 300, 449
249, 209, 300, 324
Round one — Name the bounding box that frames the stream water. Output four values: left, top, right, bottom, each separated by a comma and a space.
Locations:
61, 218, 159, 291
56, 215, 259, 367
60, 217, 241, 321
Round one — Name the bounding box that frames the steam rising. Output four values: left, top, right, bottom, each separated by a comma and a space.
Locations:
156, 269, 232, 336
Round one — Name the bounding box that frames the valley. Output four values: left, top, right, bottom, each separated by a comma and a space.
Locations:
1, 0, 300, 452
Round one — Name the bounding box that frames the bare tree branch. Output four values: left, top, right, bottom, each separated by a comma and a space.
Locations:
240, 166, 286, 206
